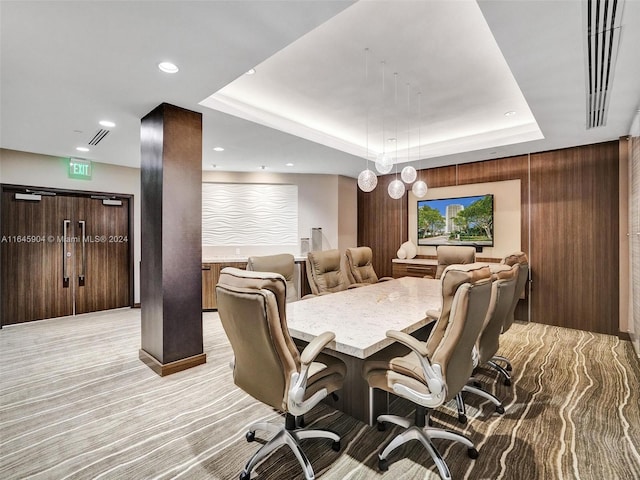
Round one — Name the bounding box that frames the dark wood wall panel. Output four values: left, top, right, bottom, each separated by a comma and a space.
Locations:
529, 142, 619, 334
358, 142, 621, 335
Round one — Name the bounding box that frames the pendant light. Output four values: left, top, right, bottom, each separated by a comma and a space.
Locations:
357, 48, 378, 192
412, 91, 428, 198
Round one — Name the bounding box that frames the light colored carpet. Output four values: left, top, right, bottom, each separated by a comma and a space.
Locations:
1, 308, 639, 479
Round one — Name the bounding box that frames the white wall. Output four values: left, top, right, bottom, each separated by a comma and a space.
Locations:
201, 170, 357, 258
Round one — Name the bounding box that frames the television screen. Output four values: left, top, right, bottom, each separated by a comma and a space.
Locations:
417, 194, 494, 247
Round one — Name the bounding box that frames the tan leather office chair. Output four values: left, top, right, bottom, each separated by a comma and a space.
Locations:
363, 263, 492, 479
435, 245, 476, 279
490, 251, 530, 381
345, 246, 393, 285
425, 245, 478, 318
306, 249, 351, 295
247, 253, 297, 302
455, 263, 519, 423
216, 268, 347, 480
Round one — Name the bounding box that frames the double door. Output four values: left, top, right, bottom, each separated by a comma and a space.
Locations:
1, 188, 131, 325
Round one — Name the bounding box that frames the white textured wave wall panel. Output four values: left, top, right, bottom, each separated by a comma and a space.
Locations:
202, 183, 298, 246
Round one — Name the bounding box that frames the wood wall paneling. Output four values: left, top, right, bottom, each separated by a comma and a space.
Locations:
358, 143, 620, 335
529, 142, 619, 334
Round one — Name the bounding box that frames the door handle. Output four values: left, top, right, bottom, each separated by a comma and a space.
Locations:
78, 220, 86, 286
63, 219, 70, 288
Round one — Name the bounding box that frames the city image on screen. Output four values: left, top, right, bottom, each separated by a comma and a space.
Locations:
417, 194, 494, 247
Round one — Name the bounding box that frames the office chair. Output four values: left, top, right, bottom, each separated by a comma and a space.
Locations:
247, 253, 298, 302
425, 245, 478, 319
306, 249, 364, 295
455, 263, 519, 423
434, 245, 476, 279
490, 251, 529, 381
216, 267, 346, 480
363, 263, 493, 480
345, 246, 393, 285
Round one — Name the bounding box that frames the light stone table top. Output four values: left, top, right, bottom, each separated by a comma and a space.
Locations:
286, 277, 441, 359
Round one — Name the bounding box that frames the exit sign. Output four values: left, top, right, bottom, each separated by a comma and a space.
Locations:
69, 158, 92, 180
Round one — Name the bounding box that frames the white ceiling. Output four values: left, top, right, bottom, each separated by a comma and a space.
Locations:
1, 0, 639, 179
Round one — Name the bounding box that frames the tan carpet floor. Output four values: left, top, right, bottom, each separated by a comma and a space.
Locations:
1, 308, 639, 479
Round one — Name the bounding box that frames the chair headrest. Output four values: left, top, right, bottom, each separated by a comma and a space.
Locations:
346, 247, 373, 267
247, 253, 295, 279
502, 251, 529, 267
308, 249, 341, 273
218, 267, 287, 303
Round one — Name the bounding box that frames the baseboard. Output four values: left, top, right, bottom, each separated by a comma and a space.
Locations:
133, 303, 141, 308
139, 349, 206, 376
618, 331, 632, 342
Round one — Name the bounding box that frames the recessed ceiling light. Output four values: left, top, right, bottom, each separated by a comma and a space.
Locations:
158, 62, 179, 73
99, 120, 115, 128
213, 146, 225, 152
76, 147, 90, 152
504, 111, 516, 117
245, 68, 256, 75
285, 162, 294, 167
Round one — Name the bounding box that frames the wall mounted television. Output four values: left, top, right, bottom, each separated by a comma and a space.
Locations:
417, 194, 494, 247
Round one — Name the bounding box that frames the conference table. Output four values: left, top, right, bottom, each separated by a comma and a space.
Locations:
286, 276, 442, 425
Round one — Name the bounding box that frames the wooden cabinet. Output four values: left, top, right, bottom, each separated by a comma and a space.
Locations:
392, 261, 437, 279
202, 261, 247, 310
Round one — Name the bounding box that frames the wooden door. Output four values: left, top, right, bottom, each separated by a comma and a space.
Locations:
1, 191, 75, 324
74, 196, 130, 314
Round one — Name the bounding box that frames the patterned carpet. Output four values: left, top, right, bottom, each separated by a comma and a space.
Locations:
1, 308, 639, 480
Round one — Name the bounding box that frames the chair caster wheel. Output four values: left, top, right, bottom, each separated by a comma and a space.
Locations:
378, 458, 389, 471
458, 414, 467, 424
506, 364, 513, 372
245, 431, 255, 442
377, 421, 386, 432
504, 378, 512, 387
496, 405, 505, 414
332, 440, 341, 452
472, 380, 483, 388
240, 471, 251, 480
428, 418, 434, 427
468, 448, 479, 459
298, 418, 305, 428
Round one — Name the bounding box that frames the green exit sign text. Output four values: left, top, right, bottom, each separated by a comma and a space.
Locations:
69, 158, 92, 180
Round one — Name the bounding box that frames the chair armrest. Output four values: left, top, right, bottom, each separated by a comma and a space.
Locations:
385, 330, 444, 398
386, 330, 429, 356
378, 276, 394, 282
347, 283, 368, 289
288, 331, 336, 416
426, 308, 441, 320
300, 331, 335, 365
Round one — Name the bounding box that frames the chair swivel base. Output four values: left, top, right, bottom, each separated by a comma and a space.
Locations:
376, 409, 478, 480
240, 418, 340, 480
455, 382, 505, 423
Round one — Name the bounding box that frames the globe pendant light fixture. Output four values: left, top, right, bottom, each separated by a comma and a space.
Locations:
388, 178, 405, 199
375, 153, 393, 174
412, 179, 428, 197
401, 165, 417, 183
358, 169, 377, 192
357, 48, 378, 193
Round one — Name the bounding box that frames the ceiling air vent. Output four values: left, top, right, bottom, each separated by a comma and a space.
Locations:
88, 128, 110, 145
585, 0, 623, 129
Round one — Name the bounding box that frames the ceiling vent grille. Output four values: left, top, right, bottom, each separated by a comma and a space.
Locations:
585, 0, 623, 129
88, 128, 110, 145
